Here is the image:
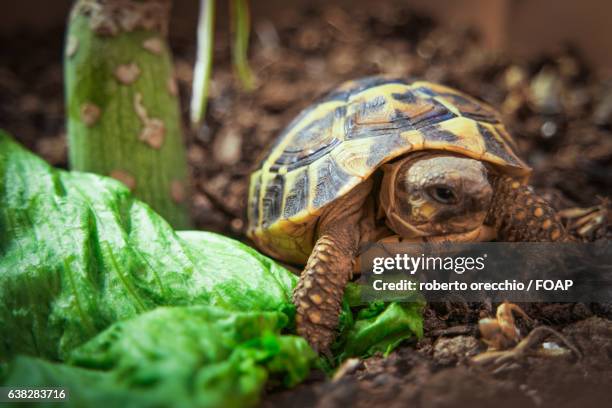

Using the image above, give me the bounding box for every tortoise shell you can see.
[247,76,530,264]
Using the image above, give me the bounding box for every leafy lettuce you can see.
[0,131,422,407]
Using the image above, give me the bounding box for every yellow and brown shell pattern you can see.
[248,76,530,264]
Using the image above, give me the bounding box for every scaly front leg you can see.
[293,182,371,353]
[293,230,356,353]
[488,175,573,242]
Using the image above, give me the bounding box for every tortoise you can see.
[247,76,570,353]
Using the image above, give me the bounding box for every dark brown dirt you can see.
[1,1,611,407]
[265,317,612,408]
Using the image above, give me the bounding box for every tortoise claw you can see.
[294,310,337,354]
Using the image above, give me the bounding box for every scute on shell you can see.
[248,76,530,264]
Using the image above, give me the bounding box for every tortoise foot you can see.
[294,311,336,355]
[292,233,354,354]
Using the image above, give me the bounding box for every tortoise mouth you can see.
[377,225,495,244]
[426,228,481,242]
[386,207,488,240]
[423,226,495,243]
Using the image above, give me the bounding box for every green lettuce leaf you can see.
[2,306,313,408]
[0,130,296,360]
[0,131,422,407]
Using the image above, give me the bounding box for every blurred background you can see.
[4,0,612,71]
[1,0,611,240]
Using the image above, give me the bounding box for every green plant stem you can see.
[190,0,216,127]
[231,0,255,90]
[64,0,191,228]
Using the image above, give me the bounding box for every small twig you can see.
[471,326,581,367]
[429,325,476,337]
[332,358,361,382]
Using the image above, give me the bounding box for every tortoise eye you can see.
[427,186,458,205]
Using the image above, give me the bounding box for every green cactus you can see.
[64,0,191,228]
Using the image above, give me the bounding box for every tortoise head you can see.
[380,154,493,238]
